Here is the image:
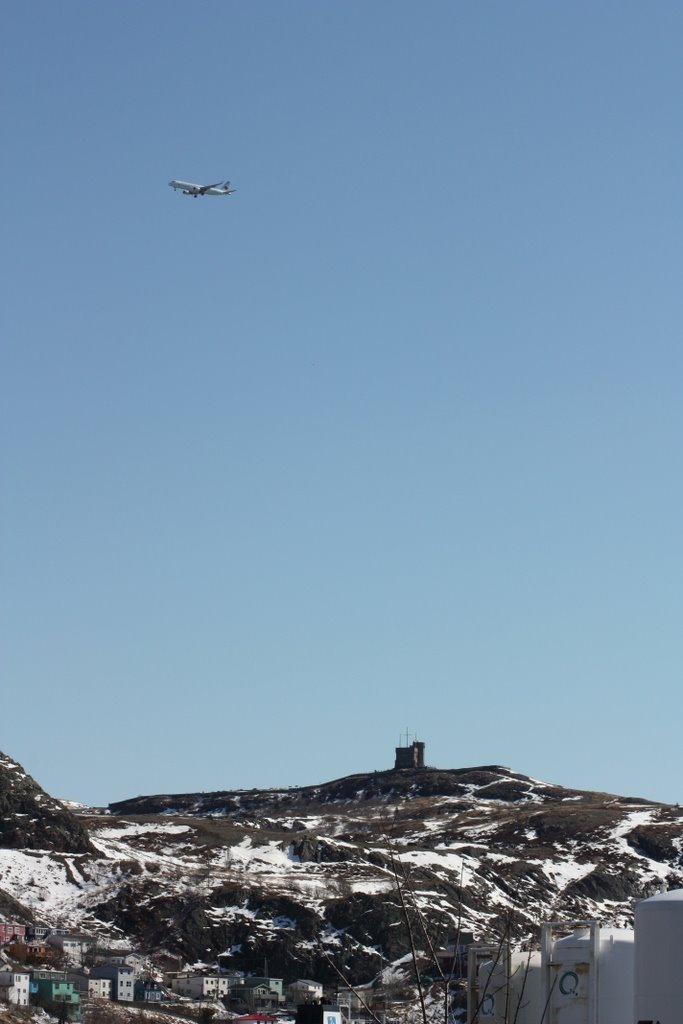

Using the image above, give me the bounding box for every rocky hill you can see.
[0,753,94,856]
[1,753,682,986]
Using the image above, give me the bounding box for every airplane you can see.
[168,179,236,197]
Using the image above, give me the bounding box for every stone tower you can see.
[394,739,425,770]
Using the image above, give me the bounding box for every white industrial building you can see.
[466,887,683,1024]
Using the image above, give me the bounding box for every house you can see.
[326,986,379,1024]
[241,980,280,1012]
[327,987,367,1013]
[286,980,324,1004]
[98,950,146,977]
[90,964,135,1001]
[169,973,231,999]
[249,976,283,999]
[0,971,30,1005]
[46,934,94,967]
[89,976,114,999]
[32,971,82,1020]
[0,924,26,945]
[6,940,51,965]
[31,969,67,983]
[25,925,51,942]
[240,978,286,1011]
[67,973,113,999]
[223,977,283,1012]
[229,976,283,1011]
[134,978,163,1002]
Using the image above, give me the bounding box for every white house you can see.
[102,951,146,977]
[169,973,231,999]
[68,973,113,999]
[0,971,30,1005]
[286,979,324,1003]
[46,933,94,966]
[90,964,135,1002]
[88,977,113,999]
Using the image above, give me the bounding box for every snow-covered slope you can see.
[1,756,682,984]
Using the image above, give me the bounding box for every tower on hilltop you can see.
[394,732,425,770]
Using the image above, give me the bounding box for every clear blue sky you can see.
[3,2,682,807]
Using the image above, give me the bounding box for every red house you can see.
[0,924,26,944]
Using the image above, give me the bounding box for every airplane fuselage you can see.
[168,179,235,197]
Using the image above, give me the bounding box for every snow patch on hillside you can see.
[97,822,192,839]
[0,849,92,916]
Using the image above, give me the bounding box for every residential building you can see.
[6,940,51,965]
[224,976,285,1012]
[0,970,30,1005]
[249,977,283,999]
[90,964,135,1002]
[32,972,81,1020]
[134,978,163,1002]
[89,976,114,999]
[169,973,231,999]
[327,987,366,1013]
[238,978,282,1012]
[0,924,26,945]
[115,950,145,974]
[328,987,376,1024]
[102,951,146,977]
[26,925,51,942]
[67,973,113,999]
[286,980,324,1004]
[46,934,94,967]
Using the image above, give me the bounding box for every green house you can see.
[33,975,82,1021]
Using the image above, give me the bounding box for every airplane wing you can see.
[197,181,224,194]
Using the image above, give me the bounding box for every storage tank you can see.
[467,946,542,1024]
[634,887,683,1023]
[541,921,634,1024]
